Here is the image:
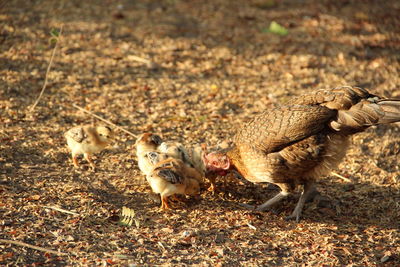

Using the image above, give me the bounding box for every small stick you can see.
[72,104,137,138]
[0,239,68,256]
[127,55,158,69]
[43,205,79,216]
[247,222,257,230]
[331,171,352,183]
[157,241,166,251]
[30,26,63,111]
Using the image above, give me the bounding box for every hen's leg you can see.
[256,191,289,211]
[286,180,316,222]
[256,183,293,211]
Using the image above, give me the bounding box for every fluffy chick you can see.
[158,141,193,167]
[65,125,113,169]
[139,151,170,176]
[135,133,165,176]
[147,158,201,210]
[135,133,163,156]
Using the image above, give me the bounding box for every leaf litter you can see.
[1,0,400,265]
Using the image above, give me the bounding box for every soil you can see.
[1,0,399,265]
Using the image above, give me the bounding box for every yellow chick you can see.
[135,133,166,176]
[158,141,207,186]
[64,125,113,169]
[158,141,208,184]
[187,144,207,176]
[139,151,170,176]
[158,141,193,166]
[135,133,163,156]
[147,158,201,210]
[187,144,223,191]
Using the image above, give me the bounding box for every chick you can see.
[158,141,193,167]
[186,144,224,191]
[139,151,170,176]
[135,133,165,176]
[64,125,113,169]
[158,141,208,183]
[187,144,207,177]
[135,133,204,184]
[135,133,163,156]
[193,144,207,169]
[147,158,201,210]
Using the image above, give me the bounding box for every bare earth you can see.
[1,0,399,265]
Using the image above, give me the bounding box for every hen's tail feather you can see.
[376,100,400,124]
[330,99,400,133]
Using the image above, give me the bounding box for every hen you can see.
[204,86,400,221]
[65,125,113,169]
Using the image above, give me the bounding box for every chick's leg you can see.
[286,180,317,222]
[72,152,79,168]
[84,153,96,169]
[256,183,293,211]
[160,196,171,211]
[172,194,185,203]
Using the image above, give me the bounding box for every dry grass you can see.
[1,0,399,265]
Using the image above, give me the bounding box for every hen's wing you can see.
[287,86,374,109]
[235,105,336,154]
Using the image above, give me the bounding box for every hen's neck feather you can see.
[225,146,247,175]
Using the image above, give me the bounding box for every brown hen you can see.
[204,86,400,221]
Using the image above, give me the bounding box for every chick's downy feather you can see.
[135,133,166,176]
[65,125,113,168]
[148,158,200,210]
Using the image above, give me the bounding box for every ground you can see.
[1,0,400,265]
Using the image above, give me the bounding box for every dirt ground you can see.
[1,0,400,265]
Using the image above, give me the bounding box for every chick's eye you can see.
[99,134,103,137]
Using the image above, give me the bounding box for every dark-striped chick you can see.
[147,158,201,210]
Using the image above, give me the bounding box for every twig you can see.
[127,55,158,69]
[0,239,68,256]
[247,222,257,230]
[30,26,63,111]
[331,171,352,183]
[157,241,166,251]
[43,205,79,216]
[72,104,137,138]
